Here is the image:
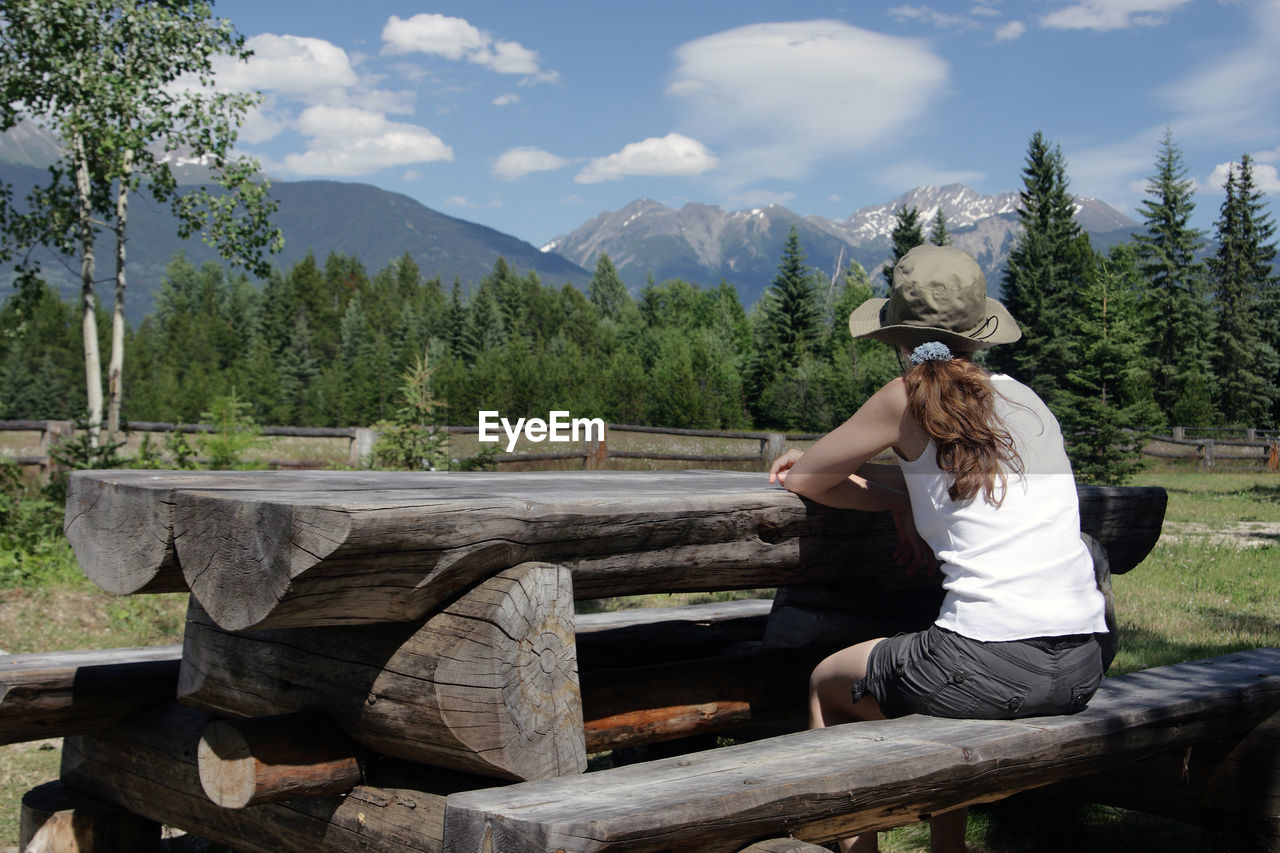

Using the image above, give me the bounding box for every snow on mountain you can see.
[544,185,1138,306]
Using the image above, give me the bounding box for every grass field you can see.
[2,465,1278,851]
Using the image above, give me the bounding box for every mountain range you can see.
[1,127,1142,323]
[0,158,590,324]
[542,185,1140,306]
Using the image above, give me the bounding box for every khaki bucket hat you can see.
[848,244,1021,351]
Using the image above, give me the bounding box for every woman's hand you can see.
[768,449,804,486]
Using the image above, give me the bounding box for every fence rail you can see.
[2,419,1276,479]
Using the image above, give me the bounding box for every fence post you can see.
[586,426,609,470]
[760,433,786,470]
[40,420,74,483]
[1201,439,1215,469]
[1172,426,1185,441]
[350,428,376,467]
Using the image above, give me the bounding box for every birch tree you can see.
[0,0,281,445]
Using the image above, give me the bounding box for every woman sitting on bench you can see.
[769,245,1108,853]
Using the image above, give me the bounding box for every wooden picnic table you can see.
[29,469,1173,852]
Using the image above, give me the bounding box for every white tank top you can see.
[897,374,1109,641]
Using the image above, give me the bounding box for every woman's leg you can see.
[809,638,968,853]
[808,638,886,728]
[809,639,886,852]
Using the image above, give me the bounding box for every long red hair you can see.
[903,357,1023,505]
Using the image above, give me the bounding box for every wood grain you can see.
[0,645,181,745]
[179,562,585,781]
[60,703,452,853]
[197,713,364,808]
[442,648,1280,853]
[64,471,1165,631]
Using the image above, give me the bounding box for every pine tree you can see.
[929,208,950,246]
[1134,130,1214,425]
[589,253,630,322]
[1059,245,1163,484]
[883,206,925,285]
[1207,157,1279,427]
[762,227,820,365]
[994,131,1093,408]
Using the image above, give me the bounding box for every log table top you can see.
[66,469,1167,633]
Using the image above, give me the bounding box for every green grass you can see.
[1137,465,1280,523]
[2,467,1277,851]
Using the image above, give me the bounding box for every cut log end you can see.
[197,714,364,809]
[20,779,160,852]
[65,474,183,596]
[197,721,259,809]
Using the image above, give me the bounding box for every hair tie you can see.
[909,341,953,365]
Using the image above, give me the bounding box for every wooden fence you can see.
[2,419,1277,481]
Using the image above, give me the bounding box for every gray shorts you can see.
[852,624,1104,720]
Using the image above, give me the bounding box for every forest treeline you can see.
[1,131,1277,484]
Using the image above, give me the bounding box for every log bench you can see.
[12,469,1202,852]
[443,648,1280,853]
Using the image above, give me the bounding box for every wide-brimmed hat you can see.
[848,244,1021,351]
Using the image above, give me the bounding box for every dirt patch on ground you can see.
[1159,521,1280,548]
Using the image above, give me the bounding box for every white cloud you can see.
[213,34,360,100]
[381,13,558,82]
[889,5,980,30]
[1041,0,1192,31]
[1254,163,1280,194]
[492,93,520,107]
[236,109,290,145]
[1204,157,1280,196]
[575,134,718,184]
[492,147,570,180]
[1158,0,1280,140]
[281,105,452,176]
[1061,130,1166,219]
[665,21,948,187]
[995,21,1027,40]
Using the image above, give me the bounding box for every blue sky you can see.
[207,0,1280,248]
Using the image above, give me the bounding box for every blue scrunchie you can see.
[909,341,953,365]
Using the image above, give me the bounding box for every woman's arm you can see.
[769,378,913,514]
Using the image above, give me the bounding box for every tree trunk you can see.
[197,713,365,808]
[73,129,102,447]
[178,562,587,781]
[107,151,131,444]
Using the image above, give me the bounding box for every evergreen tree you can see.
[747,227,820,422]
[277,314,320,425]
[0,276,84,419]
[444,280,467,357]
[1058,245,1163,484]
[830,259,900,410]
[589,253,630,322]
[883,205,925,285]
[929,208,950,246]
[1207,156,1279,427]
[994,131,1093,408]
[759,226,820,366]
[1134,130,1214,424]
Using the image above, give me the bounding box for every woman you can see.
[769,244,1107,853]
